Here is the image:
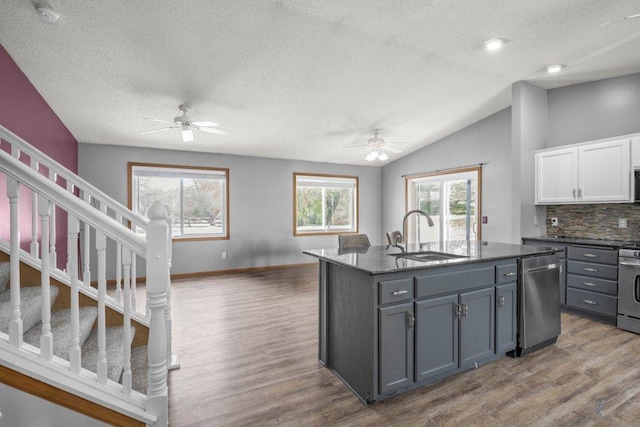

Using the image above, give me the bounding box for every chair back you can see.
[338,234,371,249]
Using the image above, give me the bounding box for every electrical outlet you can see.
[221,251,227,259]
[619,218,628,229]
[551,217,558,226]
[482,216,488,224]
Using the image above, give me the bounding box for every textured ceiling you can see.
[1,0,639,165]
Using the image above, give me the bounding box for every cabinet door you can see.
[495,283,517,354]
[460,288,495,368]
[535,148,578,204]
[379,303,414,394]
[578,139,631,202]
[415,294,459,382]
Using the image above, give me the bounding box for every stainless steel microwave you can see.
[635,170,640,202]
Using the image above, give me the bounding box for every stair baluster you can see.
[7,177,23,347]
[122,247,133,395]
[49,170,57,268]
[96,230,107,384]
[29,158,39,257]
[115,214,123,303]
[131,256,137,313]
[165,205,174,369]
[82,192,91,284]
[67,213,82,373]
[38,195,53,361]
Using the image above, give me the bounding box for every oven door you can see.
[618,259,640,318]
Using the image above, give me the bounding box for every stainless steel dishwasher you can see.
[513,254,561,356]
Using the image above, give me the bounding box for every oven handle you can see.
[636,275,640,304]
[620,261,640,267]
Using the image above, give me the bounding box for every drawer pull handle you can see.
[503,272,516,277]
[584,282,597,287]
[392,290,409,296]
[583,299,597,305]
[498,295,505,307]
[583,253,597,258]
[583,268,598,272]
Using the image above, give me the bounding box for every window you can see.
[405,166,481,243]
[294,173,358,236]
[128,163,229,240]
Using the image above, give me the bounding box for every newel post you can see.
[164,205,179,370]
[145,201,169,426]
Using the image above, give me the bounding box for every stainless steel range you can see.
[617,244,640,334]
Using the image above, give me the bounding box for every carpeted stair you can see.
[0,261,147,394]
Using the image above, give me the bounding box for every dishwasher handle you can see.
[523,263,559,273]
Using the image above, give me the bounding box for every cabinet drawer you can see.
[567,288,617,317]
[496,263,517,284]
[567,260,617,280]
[379,278,414,305]
[567,246,618,265]
[567,274,617,296]
[415,267,495,299]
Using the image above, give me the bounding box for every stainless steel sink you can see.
[392,251,469,263]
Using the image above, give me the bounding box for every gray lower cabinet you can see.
[495,283,517,353]
[460,287,495,368]
[378,303,414,393]
[415,294,458,382]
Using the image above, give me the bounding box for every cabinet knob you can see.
[392,290,409,296]
[498,295,505,307]
[407,312,415,329]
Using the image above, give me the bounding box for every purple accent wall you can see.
[0,44,78,270]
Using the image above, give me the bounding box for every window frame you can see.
[404,166,482,242]
[293,172,359,237]
[128,162,230,241]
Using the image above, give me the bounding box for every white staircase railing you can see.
[0,125,170,426]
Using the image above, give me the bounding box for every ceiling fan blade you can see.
[192,121,220,127]
[343,144,371,149]
[197,126,230,136]
[384,145,403,154]
[140,126,177,135]
[145,118,175,124]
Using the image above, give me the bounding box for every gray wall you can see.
[381,107,513,244]
[547,72,640,147]
[79,144,381,276]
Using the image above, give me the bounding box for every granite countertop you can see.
[303,240,561,275]
[521,236,632,248]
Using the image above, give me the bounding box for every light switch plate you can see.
[619,218,628,229]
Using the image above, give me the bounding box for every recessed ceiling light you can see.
[546,64,566,73]
[483,39,505,51]
[35,4,59,22]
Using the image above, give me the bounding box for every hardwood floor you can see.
[166,264,640,426]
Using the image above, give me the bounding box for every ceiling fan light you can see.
[378,152,389,161]
[182,128,194,142]
[365,151,379,161]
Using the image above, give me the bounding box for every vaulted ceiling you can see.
[1,1,639,165]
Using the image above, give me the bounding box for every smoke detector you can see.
[35,4,59,23]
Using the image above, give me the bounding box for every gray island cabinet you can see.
[304,241,556,404]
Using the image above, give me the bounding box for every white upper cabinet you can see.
[536,148,578,204]
[631,136,640,168]
[535,137,632,205]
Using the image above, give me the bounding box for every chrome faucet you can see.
[394,209,435,252]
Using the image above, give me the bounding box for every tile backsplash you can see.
[546,204,640,241]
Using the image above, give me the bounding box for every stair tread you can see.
[23,306,98,360]
[0,262,9,292]
[0,285,59,334]
[82,325,135,383]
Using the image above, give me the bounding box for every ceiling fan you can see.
[345,129,408,161]
[141,104,230,142]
